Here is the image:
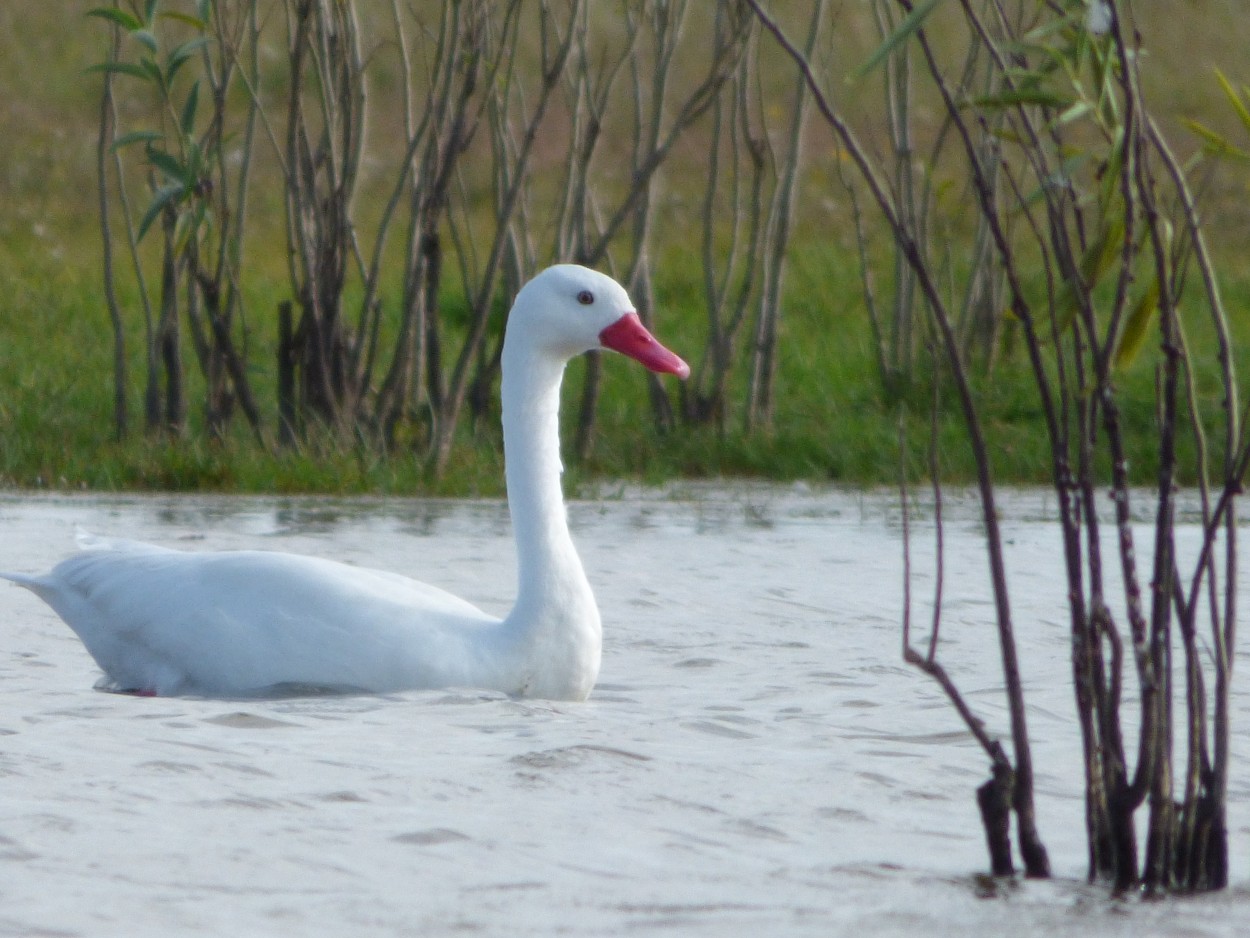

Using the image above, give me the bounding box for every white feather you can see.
[1,265,688,700]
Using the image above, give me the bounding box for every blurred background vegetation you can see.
[1,0,1249,493]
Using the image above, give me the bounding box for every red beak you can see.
[598,313,691,379]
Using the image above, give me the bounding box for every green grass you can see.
[2,218,1248,496]
[2,2,1250,496]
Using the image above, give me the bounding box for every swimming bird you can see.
[1,265,689,700]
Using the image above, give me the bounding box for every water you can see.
[0,486,1247,936]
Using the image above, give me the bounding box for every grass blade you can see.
[1215,69,1250,136]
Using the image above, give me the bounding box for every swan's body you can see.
[2,265,689,699]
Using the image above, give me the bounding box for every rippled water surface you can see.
[1,486,1248,936]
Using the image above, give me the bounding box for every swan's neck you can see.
[500,337,600,697]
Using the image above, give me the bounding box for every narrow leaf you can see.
[159,11,208,30]
[110,129,164,151]
[144,0,158,26]
[173,207,194,254]
[170,36,211,63]
[1022,9,1082,44]
[85,61,152,81]
[1114,279,1161,369]
[1183,119,1229,148]
[1082,216,1125,285]
[146,146,189,184]
[1215,69,1250,136]
[1183,119,1250,163]
[971,88,1070,110]
[132,29,159,54]
[1053,100,1093,128]
[137,184,185,241]
[136,201,163,243]
[177,200,211,252]
[180,81,200,136]
[1097,134,1124,209]
[990,126,1025,145]
[852,0,943,80]
[166,36,210,84]
[1049,216,1126,334]
[185,140,204,179]
[141,58,164,85]
[86,7,143,31]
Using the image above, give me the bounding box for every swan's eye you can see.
[576,290,595,306]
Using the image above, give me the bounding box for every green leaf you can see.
[137,183,185,242]
[166,36,210,84]
[85,61,153,82]
[132,29,159,54]
[1053,100,1093,128]
[1022,9,1082,45]
[852,0,943,80]
[180,81,200,136]
[159,11,208,31]
[971,87,1070,110]
[1000,40,1057,61]
[1184,118,1250,163]
[144,0,159,26]
[1215,69,1250,137]
[175,199,211,254]
[1082,216,1125,286]
[146,146,189,184]
[1049,215,1126,334]
[1097,134,1125,211]
[86,7,143,31]
[185,140,204,179]
[173,206,193,254]
[990,126,1026,145]
[110,129,164,151]
[1113,279,1160,369]
[1090,33,1120,127]
[1183,119,1229,149]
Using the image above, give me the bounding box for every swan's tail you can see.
[0,569,43,589]
[0,528,143,590]
[0,568,61,607]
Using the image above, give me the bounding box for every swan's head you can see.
[509,265,690,378]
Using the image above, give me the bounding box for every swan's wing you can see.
[0,530,172,589]
[74,529,177,554]
[12,543,502,696]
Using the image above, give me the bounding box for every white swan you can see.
[1,265,689,700]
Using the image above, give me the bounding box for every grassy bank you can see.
[2,2,1250,496]
[4,232,1247,496]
